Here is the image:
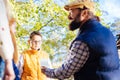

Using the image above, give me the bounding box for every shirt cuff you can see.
[45,68,56,78]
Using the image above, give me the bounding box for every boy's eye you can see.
[31,40,41,43]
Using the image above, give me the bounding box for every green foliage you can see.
[9,0,101,60]
[9,0,73,58]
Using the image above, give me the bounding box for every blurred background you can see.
[9,0,120,79]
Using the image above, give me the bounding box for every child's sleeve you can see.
[41,51,52,68]
[17,54,24,78]
[48,58,52,68]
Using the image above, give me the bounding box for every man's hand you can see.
[4,59,15,80]
[41,66,47,74]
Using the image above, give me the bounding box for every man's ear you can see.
[82,10,88,17]
[81,10,88,21]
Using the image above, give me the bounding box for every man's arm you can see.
[0,0,14,60]
[0,0,15,80]
[42,41,89,79]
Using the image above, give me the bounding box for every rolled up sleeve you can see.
[44,41,89,79]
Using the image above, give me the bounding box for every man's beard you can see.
[69,20,82,31]
[68,13,82,31]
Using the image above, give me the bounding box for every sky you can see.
[16,0,120,35]
[99,0,120,24]
[16,0,120,19]
[54,0,120,19]
[100,0,120,18]
[100,0,120,35]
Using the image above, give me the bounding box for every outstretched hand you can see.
[41,66,47,74]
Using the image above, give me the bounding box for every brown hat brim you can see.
[64,0,95,13]
[64,3,84,11]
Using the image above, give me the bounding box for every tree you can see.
[9,0,102,60]
[9,0,76,59]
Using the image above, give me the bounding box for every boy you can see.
[18,31,51,80]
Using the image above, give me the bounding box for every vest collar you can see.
[80,19,96,31]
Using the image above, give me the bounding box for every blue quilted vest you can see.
[71,19,120,80]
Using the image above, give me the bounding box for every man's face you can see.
[69,8,81,20]
[68,8,82,31]
[30,35,42,50]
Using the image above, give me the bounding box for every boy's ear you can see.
[28,40,30,44]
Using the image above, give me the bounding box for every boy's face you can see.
[30,35,42,50]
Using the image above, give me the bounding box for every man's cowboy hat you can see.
[64,0,95,12]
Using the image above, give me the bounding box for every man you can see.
[0,0,15,80]
[42,0,120,80]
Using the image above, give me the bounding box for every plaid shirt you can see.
[44,41,89,80]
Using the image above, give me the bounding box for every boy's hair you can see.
[30,31,42,39]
